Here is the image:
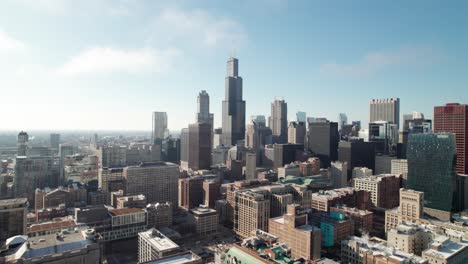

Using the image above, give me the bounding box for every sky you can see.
[1,0,468,131]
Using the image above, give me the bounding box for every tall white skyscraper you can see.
[196,90,214,128]
[370,98,400,129]
[152,112,169,143]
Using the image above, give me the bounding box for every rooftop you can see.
[27,220,78,233]
[0,198,28,207]
[142,251,201,264]
[139,228,179,252]
[4,228,97,262]
[423,236,468,259]
[190,207,217,216]
[110,208,144,216]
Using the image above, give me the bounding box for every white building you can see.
[138,228,180,263]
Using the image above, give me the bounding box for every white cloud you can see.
[56,47,180,76]
[320,46,442,78]
[0,30,26,51]
[149,8,247,49]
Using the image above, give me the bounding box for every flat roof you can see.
[142,251,201,264]
[190,207,217,216]
[423,236,468,259]
[0,198,28,206]
[5,229,96,262]
[110,208,144,216]
[139,228,179,252]
[27,220,77,233]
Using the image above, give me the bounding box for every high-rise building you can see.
[146,202,173,229]
[391,159,408,187]
[307,121,339,167]
[152,112,169,143]
[15,156,61,203]
[338,139,375,175]
[269,99,288,144]
[434,103,468,174]
[180,128,189,170]
[369,121,399,155]
[203,180,220,208]
[124,162,179,207]
[97,146,127,168]
[369,98,400,129]
[234,189,270,238]
[138,228,180,262]
[49,133,60,150]
[188,123,212,170]
[288,121,306,145]
[178,176,204,210]
[245,120,259,150]
[269,204,322,261]
[245,151,257,181]
[331,161,348,189]
[338,113,348,131]
[221,57,246,146]
[196,90,214,129]
[0,198,28,242]
[296,111,307,123]
[17,131,29,156]
[407,133,458,220]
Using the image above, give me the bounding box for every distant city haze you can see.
[1,1,468,131]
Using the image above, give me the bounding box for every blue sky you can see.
[1,0,467,131]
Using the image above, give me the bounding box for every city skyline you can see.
[1,1,468,131]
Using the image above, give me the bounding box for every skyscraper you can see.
[307,120,339,167]
[152,111,168,143]
[180,128,189,170]
[50,133,60,150]
[221,57,246,146]
[296,111,307,123]
[124,162,179,207]
[196,90,214,129]
[288,121,306,144]
[269,99,288,144]
[188,122,212,170]
[370,98,400,129]
[338,113,348,131]
[407,133,457,220]
[17,131,29,156]
[434,103,468,174]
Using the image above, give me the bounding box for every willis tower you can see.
[221,57,246,146]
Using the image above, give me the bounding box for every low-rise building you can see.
[330,205,373,235]
[353,174,400,209]
[116,194,147,209]
[140,251,202,264]
[387,224,434,256]
[188,207,218,236]
[422,236,468,264]
[310,212,355,247]
[1,228,101,264]
[341,236,427,263]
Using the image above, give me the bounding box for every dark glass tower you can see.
[221,57,246,146]
[407,133,457,214]
[307,121,339,167]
